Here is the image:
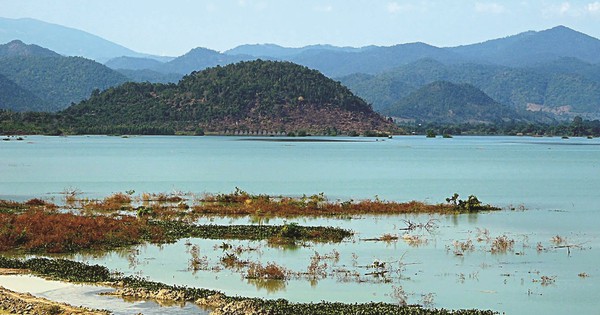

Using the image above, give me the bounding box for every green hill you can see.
[0,74,45,111]
[340,58,600,119]
[384,81,520,123]
[0,55,129,112]
[61,60,395,135]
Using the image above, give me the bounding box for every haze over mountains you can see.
[1,17,600,123]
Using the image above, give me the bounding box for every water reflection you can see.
[247,279,287,293]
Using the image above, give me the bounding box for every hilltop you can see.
[60,60,395,135]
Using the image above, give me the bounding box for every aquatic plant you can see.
[490,235,515,254]
[0,256,498,315]
[220,252,248,269]
[391,285,408,306]
[188,245,209,272]
[246,262,288,280]
[453,240,475,256]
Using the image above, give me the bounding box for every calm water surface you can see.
[1,135,599,314]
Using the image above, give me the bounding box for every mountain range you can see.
[104,25,600,78]
[1,17,600,123]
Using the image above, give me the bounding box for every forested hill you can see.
[0,74,45,111]
[0,56,129,112]
[61,60,395,135]
[384,81,521,123]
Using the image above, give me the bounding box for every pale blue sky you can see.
[1,0,600,56]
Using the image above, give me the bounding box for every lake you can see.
[1,135,599,314]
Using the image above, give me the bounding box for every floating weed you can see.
[420,292,436,308]
[402,234,428,247]
[551,235,566,245]
[220,252,248,269]
[361,233,399,243]
[188,245,209,272]
[490,235,515,254]
[306,252,329,280]
[452,239,474,256]
[536,242,545,252]
[390,285,408,306]
[351,252,359,267]
[380,233,399,242]
[533,275,556,286]
[246,262,288,280]
[476,228,490,242]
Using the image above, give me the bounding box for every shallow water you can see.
[0,275,208,315]
[1,135,599,314]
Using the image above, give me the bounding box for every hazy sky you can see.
[1,0,600,56]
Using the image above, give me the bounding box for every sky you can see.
[1,0,600,56]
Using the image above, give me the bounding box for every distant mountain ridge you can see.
[448,26,600,66]
[103,25,600,82]
[224,43,370,58]
[0,17,170,62]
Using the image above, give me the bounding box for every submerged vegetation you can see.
[0,190,508,314]
[0,256,497,315]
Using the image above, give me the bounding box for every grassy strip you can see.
[0,257,497,315]
[151,221,353,243]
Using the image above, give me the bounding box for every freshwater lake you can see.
[1,135,599,314]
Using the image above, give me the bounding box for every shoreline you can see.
[0,268,109,315]
[0,268,109,314]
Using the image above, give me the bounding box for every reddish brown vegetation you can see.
[0,210,160,253]
[0,199,57,213]
[193,197,457,217]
